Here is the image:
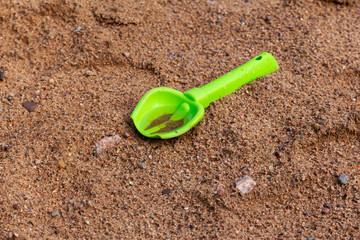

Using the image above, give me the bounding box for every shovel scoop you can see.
[131,52,279,139]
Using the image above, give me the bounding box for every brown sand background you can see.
[1,0,360,239]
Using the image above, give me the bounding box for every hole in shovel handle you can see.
[255,56,262,60]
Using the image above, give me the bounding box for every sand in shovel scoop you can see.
[145,114,184,134]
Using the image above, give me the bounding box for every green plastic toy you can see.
[131,52,279,139]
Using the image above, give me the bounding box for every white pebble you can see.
[236,176,256,194]
[74,26,83,33]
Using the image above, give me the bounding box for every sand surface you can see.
[1,0,360,239]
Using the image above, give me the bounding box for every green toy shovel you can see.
[131,52,279,139]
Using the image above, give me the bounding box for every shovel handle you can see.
[184,52,279,108]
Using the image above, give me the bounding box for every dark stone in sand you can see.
[22,101,40,112]
[162,188,172,195]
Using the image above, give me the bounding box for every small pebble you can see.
[313,123,321,132]
[216,17,223,23]
[69,199,75,205]
[265,16,272,23]
[85,70,95,76]
[85,220,90,225]
[51,211,59,217]
[215,183,226,196]
[0,143,9,151]
[321,207,330,214]
[169,54,175,60]
[123,52,130,58]
[236,176,256,194]
[338,174,348,184]
[162,188,171,195]
[58,160,66,169]
[12,232,27,240]
[11,231,27,240]
[138,162,147,169]
[274,151,281,159]
[94,134,121,156]
[13,203,20,210]
[73,26,82,32]
[23,194,31,200]
[7,93,13,101]
[307,237,315,240]
[123,132,130,138]
[22,101,41,112]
